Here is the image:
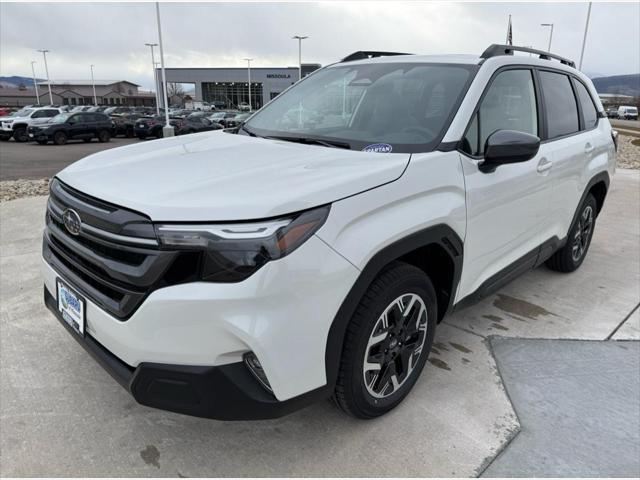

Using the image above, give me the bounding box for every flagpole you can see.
[506,14,512,44]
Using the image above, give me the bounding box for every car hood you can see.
[57,131,410,221]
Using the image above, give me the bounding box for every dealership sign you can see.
[266,74,291,79]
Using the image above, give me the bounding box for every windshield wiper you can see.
[239,123,258,137]
[265,135,351,150]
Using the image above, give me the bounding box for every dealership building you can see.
[156,64,321,109]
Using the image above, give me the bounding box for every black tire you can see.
[546,194,598,273]
[98,130,111,143]
[333,261,437,419]
[125,127,134,138]
[53,131,67,145]
[0,136,10,142]
[155,128,163,139]
[12,127,27,143]
[37,140,48,145]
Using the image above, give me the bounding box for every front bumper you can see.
[42,229,359,414]
[44,287,327,420]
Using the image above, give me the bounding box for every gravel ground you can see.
[0,178,50,202]
[617,133,640,170]
[1,135,637,202]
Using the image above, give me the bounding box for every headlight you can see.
[154,205,330,282]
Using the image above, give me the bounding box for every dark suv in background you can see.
[28,112,113,145]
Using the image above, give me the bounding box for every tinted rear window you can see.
[539,71,579,139]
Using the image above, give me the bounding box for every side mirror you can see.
[481,130,540,172]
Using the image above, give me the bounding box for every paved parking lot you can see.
[0,138,139,181]
[0,170,638,477]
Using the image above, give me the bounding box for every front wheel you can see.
[53,131,67,145]
[333,262,437,418]
[13,128,27,142]
[546,194,598,272]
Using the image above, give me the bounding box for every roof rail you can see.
[480,44,576,68]
[340,51,412,63]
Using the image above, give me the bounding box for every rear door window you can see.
[574,81,598,129]
[539,71,579,139]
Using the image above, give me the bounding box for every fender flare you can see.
[323,224,463,389]
[575,170,610,221]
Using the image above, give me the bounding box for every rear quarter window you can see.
[574,81,598,129]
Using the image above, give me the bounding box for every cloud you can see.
[1,1,638,90]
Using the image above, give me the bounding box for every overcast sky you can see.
[1,1,638,91]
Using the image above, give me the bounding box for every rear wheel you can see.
[333,262,437,418]
[98,130,111,142]
[546,194,598,272]
[12,127,27,142]
[155,128,163,139]
[53,131,67,145]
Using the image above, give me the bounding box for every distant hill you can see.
[0,76,42,89]
[591,74,640,97]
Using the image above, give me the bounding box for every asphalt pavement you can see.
[0,170,638,477]
[0,137,139,181]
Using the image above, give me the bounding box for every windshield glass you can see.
[15,109,34,117]
[245,62,475,152]
[51,113,71,123]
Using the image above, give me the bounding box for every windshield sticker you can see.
[363,143,393,153]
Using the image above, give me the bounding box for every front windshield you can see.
[51,113,71,123]
[15,109,34,117]
[245,62,475,153]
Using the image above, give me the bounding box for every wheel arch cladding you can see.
[324,224,463,388]
[588,179,608,215]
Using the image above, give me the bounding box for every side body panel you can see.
[316,150,467,271]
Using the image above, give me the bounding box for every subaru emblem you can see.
[62,208,82,236]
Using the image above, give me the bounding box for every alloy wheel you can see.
[363,293,429,399]
[572,205,594,262]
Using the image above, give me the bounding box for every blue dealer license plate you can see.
[57,279,85,336]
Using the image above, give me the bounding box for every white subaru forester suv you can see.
[43,45,616,420]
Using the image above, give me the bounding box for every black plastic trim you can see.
[323,224,463,388]
[454,236,562,311]
[341,51,412,63]
[480,44,576,68]
[45,286,328,420]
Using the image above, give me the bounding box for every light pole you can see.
[90,64,98,106]
[244,58,253,110]
[145,42,160,114]
[30,61,40,105]
[579,2,593,70]
[155,2,173,136]
[292,35,308,81]
[37,49,53,105]
[541,23,554,52]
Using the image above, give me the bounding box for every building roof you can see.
[37,80,140,87]
[0,87,40,97]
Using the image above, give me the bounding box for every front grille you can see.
[43,178,200,319]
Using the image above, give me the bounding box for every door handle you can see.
[585,142,595,154]
[537,158,553,173]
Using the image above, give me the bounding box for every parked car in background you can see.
[617,105,638,120]
[238,102,251,112]
[0,107,61,142]
[103,106,133,116]
[0,107,13,117]
[176,113,223,135]
[27,112,112,145]
[224,112,252,128]
[111,112,144,138]
[134,115,181,139]
[208,111,239,127]
[606,108,619,119]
